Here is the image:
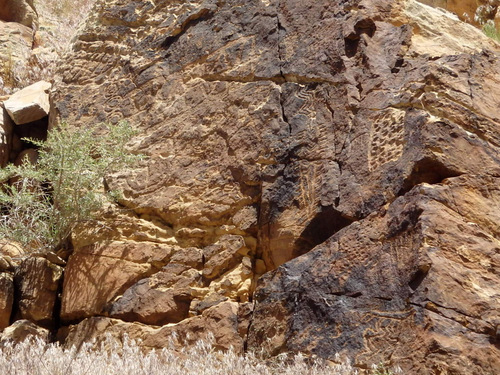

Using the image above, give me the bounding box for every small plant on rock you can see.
[482,20,500,42]
[0,121,140,253]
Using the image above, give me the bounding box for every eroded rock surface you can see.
[14,257,62,328]
[49,0,500,373]
[0,0,37,28]
[0,273,13,329]
[249,175,500,373]
[0,319,50,344]
[60,301,245,353]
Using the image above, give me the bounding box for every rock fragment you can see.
[3,81,51,125]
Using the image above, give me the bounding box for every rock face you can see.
[0,20,33,91]
[417,0,500,29]
[249,175,500,373]
[44,0,500,373]
[61,301,245,353]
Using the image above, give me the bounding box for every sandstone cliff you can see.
[0,0,499,374]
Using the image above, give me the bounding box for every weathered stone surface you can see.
[3,81,51,125]
[109,262,202,325]
[0,108,13,167]
[60,241,172,322]
[1,319,50,344]
[0,0,37,28]
[0,273,13,330]
[249,175,500,373]
[62,301,245,353]
[50,0,500,372]
[0,241,23,269]
[14,257,62,327]
[0,20,33,92]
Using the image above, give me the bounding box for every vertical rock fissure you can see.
[276,0,291,135]
[246,1,292,351]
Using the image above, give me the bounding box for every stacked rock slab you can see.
[50,0,499,373]
[3,81,51,125]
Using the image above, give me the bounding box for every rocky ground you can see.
[0,0,499,374]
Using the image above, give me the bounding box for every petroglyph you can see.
[369,108,406,171]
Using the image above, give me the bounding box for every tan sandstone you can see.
[3,80,51,125]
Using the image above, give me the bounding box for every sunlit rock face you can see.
[46,0,500,373]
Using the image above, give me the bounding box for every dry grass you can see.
[0,335,358,375]
[0,334,403,375]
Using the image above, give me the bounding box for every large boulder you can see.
[3,81,51,125]
[249,175,500,373]
[14,257,63,327]
[60,241,170,323]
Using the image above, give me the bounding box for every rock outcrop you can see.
[0,0,496,373]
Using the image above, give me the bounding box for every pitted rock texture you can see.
[50,0,500,373]
[249,175,500,373]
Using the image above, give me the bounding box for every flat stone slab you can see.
[3,81,51,125]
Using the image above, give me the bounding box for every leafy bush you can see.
[0,121,140,254]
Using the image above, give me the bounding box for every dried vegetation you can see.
[0,335,390,375]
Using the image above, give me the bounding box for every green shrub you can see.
[0,121,140,254]
[482,20,500,42]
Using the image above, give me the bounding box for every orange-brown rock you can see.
[0,273,13,330]
[13,148,38,166]
[14,257,62,327]
[61,301,245,353]
[417,0,500,26]
[249,175,500,373]
[49,0,500,373]
[60,241,173,322]
[109,262,202,325]
[0,0,37,28]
